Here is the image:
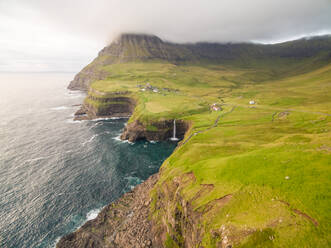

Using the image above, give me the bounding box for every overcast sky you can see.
[1,0,330,72]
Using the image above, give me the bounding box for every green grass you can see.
[84,59,331,247]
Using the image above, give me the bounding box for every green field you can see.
[86,57,331,247]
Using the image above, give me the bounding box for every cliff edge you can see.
[61,33,331,247]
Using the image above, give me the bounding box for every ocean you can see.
[0,73,176,248]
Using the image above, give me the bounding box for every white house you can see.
[211,103,221,111]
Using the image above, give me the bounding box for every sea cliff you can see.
[58,33,331,247]
[57,174,158,248]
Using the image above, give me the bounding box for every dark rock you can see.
[73,96,135,121]
[120,120,189,142]
[57,174,160,248]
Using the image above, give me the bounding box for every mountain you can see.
[68,33,331,90]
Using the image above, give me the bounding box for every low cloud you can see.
[1,0,330,71]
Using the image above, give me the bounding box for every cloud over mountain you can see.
[1,0,330,71]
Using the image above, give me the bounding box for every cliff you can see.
[57,174,159,248]
[59,33,331,247]
[74,91,135,120]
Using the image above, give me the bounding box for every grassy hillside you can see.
[68,34,331,90]
[83,56,331,247]
[70,32,331,246]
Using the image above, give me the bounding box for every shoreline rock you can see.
[56,174,160,248]
[73,96,135,121]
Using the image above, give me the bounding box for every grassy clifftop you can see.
[83,59,330,247]
[71,34,331,247]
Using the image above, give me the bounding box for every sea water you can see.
[0,73,176,248]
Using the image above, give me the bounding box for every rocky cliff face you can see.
[121,120,189,142]
[151,173,204,248]
[74,94,135,120]
[57,174,160,248]
[74,91,189,143]
[68,65,108,91]
[98,33,193,62]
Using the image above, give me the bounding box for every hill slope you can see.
[60,34,331,247]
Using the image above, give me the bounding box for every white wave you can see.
[86,208,102,221]
[51,106,69,111]
[149,140,158,144]
[89,122,105,129]
[52,236,62,248]
[67,116,128,124]
[112,134,134,145]
[82,134,98,146]
[66,119,86,124]
[65,91,86,98]
[92,117,113,121]
[25,157,46,163]
[53,206,102,247]
[65,95,84,99]
[112,133,122,141]
[91,116,129,121]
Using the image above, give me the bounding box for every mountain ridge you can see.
[68,33,331,90]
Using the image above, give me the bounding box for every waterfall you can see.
[170,119,179,141]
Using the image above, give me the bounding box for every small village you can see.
[137,82,257,113]
[137,82,179,95]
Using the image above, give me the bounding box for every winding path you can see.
[223,103,331,117]
[180,96,330,147]
[181,106,236,146]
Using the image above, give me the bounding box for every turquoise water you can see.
[0,73,176,248]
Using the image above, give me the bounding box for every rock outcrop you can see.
[74,95,135,120]
[68,66,109,91]
[121,120,189,142]
[57,174,160,248]
[150,173,204,248]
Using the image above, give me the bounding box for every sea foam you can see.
[113,133,134,145]
[82,134,98,146]
[51,106,69,111]
[91,116,130,121]
[86,208,102,221]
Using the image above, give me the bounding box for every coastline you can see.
[57,173,159,248]
[55,33,331,246]
[56,96,179,247]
